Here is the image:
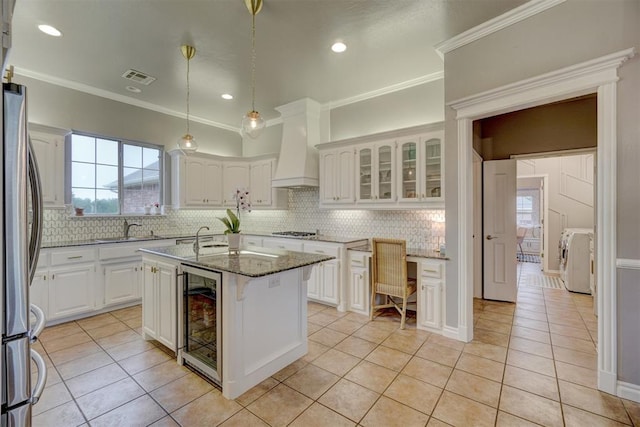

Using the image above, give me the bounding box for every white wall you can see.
[518,154,595,270]
[329,79,444,141]
[15,74,243,156]
[443,0,639,385]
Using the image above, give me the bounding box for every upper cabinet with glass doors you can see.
[398,130,443,204]
[318,123,444,209]
[355,141,396,203]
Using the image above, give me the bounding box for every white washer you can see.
[559,228,593,294]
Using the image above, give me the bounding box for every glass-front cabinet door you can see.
[399,139,419,201]
[356,147,372,202]
[422,136,442,200]
[376,144,395,202]
[397,131,443,204]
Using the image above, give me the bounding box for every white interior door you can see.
[483,159,517,302]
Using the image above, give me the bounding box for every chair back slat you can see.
[372,238,407,298]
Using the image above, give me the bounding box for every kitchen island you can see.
[140,244,333,399]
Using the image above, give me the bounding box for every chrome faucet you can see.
[194,226,210,256]
[123,219,141,239]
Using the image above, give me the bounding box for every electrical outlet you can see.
[268,276,280,288]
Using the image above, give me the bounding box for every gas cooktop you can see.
[272,231,317,238]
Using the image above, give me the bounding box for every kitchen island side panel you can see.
[221,268,308,399]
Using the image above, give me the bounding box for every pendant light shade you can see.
[241,110,266,139]
[241,0,265,139]
[177,44,198,153]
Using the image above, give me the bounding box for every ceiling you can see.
[10,0,527,132]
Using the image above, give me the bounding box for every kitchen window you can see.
[516,194,534,225]
[65,133,163,215]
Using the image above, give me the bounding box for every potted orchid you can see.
[217,188,251,250]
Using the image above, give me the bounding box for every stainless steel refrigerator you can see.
[1,82,48,426]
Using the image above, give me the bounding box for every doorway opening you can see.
[450,48,634,394]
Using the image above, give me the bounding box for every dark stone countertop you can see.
[348,243,449,260]
[140,245,334,278]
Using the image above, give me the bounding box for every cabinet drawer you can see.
[243,236,264,247]
[349,251,369,267]
[99,239,174,261]
[421,261,443,278]
[51,248,96,266]
[263,238,304,252]
[304,243,341,258]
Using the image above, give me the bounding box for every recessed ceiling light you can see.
[221,93,233,100]
[331,42,347,53]
[125,86,142,93]
[38,24,62,37]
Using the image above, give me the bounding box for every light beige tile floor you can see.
[31,262,640,426]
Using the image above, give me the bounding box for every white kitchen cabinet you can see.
[397,131,444,206]
[31,271,49,320]
[306,260,340,305]
[29,127,67,207]
[242,235,264,247]
[48,264,96,320]
[356,141,396,204]
[171,152,223,208]
[319,147,355,206]
[417,260,444,332]
[317,123,444,209]
[262,237,304,252]
[223,162,250,207]
[249,158,287,209]
[348,251,370,315]
[304,242,341,306]
[142,256,178,351]
[103,261,141,306]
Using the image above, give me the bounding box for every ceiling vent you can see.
[121,69,156,85]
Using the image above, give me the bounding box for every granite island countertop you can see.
[140,244,334,278]
[41,232,369,249]
[348,243,449,260]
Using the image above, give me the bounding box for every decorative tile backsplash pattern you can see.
[43,188,445,250]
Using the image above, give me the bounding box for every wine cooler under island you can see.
[140,244,333,399]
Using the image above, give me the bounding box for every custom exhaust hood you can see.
[272,98,322,188]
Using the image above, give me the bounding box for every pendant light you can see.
[177,44,198,153]
[241,0,266,139]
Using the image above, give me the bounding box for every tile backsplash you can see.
[43,188,445,250]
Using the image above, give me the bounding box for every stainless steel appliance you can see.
[2,82,48,426]
[179,265,222,384]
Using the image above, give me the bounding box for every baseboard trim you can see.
[442,325,460,341]
[618,380,640,403]
[598,370,618,395]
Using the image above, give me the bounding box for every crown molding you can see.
[14,67,240,133]
[16,66,443,132]
[434,0,566,59]
[321,71,444,111]
[263,71,444,129]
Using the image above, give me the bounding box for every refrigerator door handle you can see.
[30,349,48,405]
[29,303,46,343]
[27,138,43,283]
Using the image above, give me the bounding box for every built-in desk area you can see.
[347,244,449,335]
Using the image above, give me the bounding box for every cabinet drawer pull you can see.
[423,268,438,273]
[67,255,83,260]
[315,250,325,254]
